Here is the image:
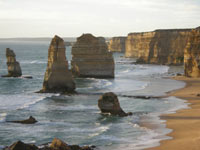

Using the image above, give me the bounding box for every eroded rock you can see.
[2,48,22,77]
[40,35,76,93]
[5,140,38,150]
[4,138,95,150]
[71,34,114,78]
[98,92,132,117]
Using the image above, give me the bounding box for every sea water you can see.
[0,39,188,150]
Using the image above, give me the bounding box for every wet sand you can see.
[147,76,200,150]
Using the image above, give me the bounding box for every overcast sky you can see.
[0,0,200,38]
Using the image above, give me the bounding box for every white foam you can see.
[89,126,110,137]
[21,60,46,64]
[18,96,45,110]
[0,113,7,122]
[132,96,189,150]
[117,65,169,77]
[65,104,97,111]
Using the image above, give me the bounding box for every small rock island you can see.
[98,92,132,117]
[71,34,115,78]
[2,48,22,77]
[39,35,76,93]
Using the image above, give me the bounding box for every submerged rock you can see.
[98,92,132,117]
[40,35,76,93]
[2,48,22,77]
[7,116,37,124]
[71,34,114,78]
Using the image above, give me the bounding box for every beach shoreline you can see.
[146,76,200,150]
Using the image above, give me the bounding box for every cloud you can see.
[0,0,200,37]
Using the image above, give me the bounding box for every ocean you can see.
[0,39,188,150]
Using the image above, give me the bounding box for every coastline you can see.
[146,76,200,150]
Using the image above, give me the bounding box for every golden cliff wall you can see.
[184,27,200,77]
[125,29,192,65]
[108,37,126,52]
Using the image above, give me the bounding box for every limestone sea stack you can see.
[184,27,200,77]
[125,29,192,65]
[71,34,114,78]
[40,35,76,93]
[98,92,132,117]
[2,48,22,77]
[108,37,126,52]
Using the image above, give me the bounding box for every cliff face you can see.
[71,34,115,78]
[108,37,126,52]
[184,28,200,77]
[125,29,191,65]
[3,48,22,77]
[125,32,155,59]
[40,35,75,93]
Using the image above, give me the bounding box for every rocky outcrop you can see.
[4,138,95,150]
[184,27,200,77]
[40,35,76,93]
[71,34,114,78]
[7,116,37,124]
[108,37,126,52]
[125,29,192,65]
[5,141,38,150]
[2,48,22,77]
[98,92,132,117]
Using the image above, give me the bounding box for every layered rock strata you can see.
[71,34,114,78]
[184,27,200,77]
[40,35,76,93]
[108,37,126,52]
[125,29,192,65]
[2,48,22,77]
[98,92,132,117]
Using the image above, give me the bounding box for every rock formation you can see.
[2,48,22,77]
[71,34,114,78]
[125,29,192,65]
[5,141,38,150]
[184,27,200,77]
[108,37,126,52]
[7,116,37,124]
[98,92,132,117]
[4,138,95,150]
[40,35,76,93]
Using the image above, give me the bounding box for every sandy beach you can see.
[147,76,200,150]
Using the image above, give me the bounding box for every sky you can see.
[0,0,200,38]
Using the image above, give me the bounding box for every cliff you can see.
[71,34,115,78]
[108,37,126,52]
[40,35,76,93]
[2,48,22,77]
[125,29,192,65]
[184,27,200,77]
